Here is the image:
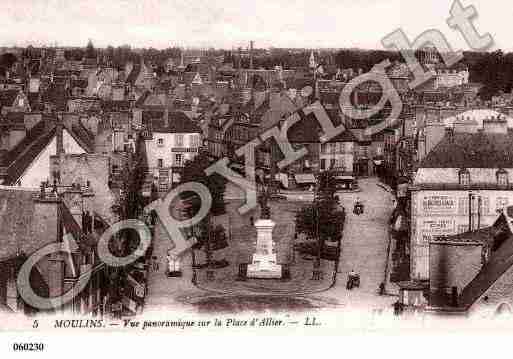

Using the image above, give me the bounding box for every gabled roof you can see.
[0,187,56,261]
[68,121,95,152]
[148,111,201,134]
[1,118,93,185]
[1,122,56,185]
[0,90,20,108]
[419,132,513,169]
[126,64,141,85]
[287,108,355,143]
[459,213,513,309]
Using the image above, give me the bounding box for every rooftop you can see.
[419,132,513,169]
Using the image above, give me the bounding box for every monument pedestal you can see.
[247,219,282,279]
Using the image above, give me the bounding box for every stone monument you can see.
[247,193,282,279]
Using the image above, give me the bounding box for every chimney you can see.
[164,107,170,128]
[56,114,64,155]
[249,41,254,70]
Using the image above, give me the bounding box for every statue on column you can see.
[258,191,271,220]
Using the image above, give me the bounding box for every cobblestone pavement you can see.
[318,177,398,310]
[144,178,397,313]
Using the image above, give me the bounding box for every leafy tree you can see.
[0,53,17,69]
[295,170,345,276]
[181,150,227,267]
[181,150,226,216]
[85,39,96,59]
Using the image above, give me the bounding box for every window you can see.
[320,158,326,170]
[458,197,469,215]
[458,224,469,234]
[330,159,336,169]
[175,154,183,167]
[496,197,509,212]
[175,134,184,147]
[191,134,200,148]
[481,197,490,215]
[459,168,470,186]
[497,169,508,186]
[157,138,164,147]
[321,143,328,154]
[157,159,163,168]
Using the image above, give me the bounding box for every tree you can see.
[85,39,96,59]
[295,170,345,278]
[181,150,227,268]
[0,53,17,69]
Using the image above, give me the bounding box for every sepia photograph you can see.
[1,0,513,356]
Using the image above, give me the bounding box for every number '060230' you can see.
[12,343,45,351]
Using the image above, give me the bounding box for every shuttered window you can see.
[458,197,469,215]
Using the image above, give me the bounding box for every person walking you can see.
[347,269,358,290]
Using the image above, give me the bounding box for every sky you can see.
[0,0,511,50]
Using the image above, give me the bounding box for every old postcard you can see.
[0,0,512,356]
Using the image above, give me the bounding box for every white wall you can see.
[411,189,513,280]
[17,129,86,188]
[145,132,200,170]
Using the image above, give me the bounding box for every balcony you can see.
[171,147,198,153]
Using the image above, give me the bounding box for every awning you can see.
[294,173,316,184]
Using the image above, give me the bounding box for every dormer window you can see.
[459,168,470,186]
[497,168,508,186]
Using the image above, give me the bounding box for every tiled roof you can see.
[288,108,355,143]
[5,112,24,125]
[0,90,19,108]
[28,93,42,111]
[142,110,165,122]
[1,118,93,185]
[148,111,201,133]
[126,64,141,85]
[71,78,88,89]
[69,121,94,152]
[0,120,50,166]
[419,132,513,168]
[431,227,492,244]
[0,187,56,261]
[2,123,56,185]
[101,100,131,112]
[459,215,513,309]
[42,84,68,111]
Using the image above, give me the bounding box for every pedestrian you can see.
[379,282,385,295]
[152,256,159,272]
[347,269,358,290]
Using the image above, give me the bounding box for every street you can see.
[323,177,397,310]
[143,177,397,313]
